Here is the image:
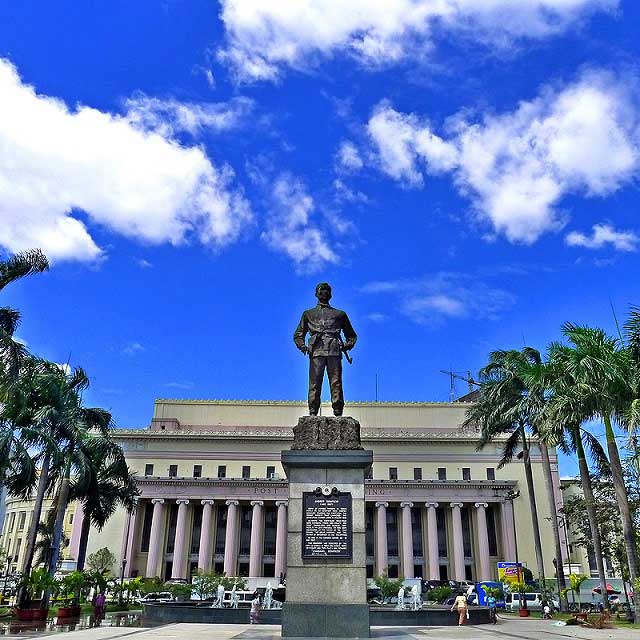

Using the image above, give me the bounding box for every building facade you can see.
[1,399,601,583]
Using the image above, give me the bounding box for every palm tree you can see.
[71,445,139,571]
[463,349,546,586]
[15,361,88,602]
[0,249,48,387]
[554,324,639,609]
[535,341,613,609]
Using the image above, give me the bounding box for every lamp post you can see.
[505,490,527,611]
[119,559,127,606]
[2,556,13,604]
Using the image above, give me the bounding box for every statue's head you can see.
[315,282,332,304]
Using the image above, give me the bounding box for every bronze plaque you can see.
[302,492,352,558]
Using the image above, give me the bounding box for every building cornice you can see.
[154,398,474,407]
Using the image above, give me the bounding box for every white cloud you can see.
[337,141,363,170]
[261,174,338,271]
[136,258,153,268]
[219,0,618,81]
[0,58,252,262]
[361,273,515,324]
[125,95,253,137]
[366,70,640,244]
[566,223,638,251]
[122,342,145,356]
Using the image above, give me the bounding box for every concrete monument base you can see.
[281,445,373,638]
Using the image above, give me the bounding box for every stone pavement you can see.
[2,619,639,640]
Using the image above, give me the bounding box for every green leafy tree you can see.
[86,547,116,575]
[164,582,192,601]
[560,573,588,607]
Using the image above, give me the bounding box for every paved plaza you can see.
[2,618,638,640]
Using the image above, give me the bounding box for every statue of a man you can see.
[293,282,357,416]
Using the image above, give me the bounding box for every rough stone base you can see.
[282,603,370,638]
[292,415,363,450]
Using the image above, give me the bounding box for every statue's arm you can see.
[342,313,357,350]
[293,312,308,352]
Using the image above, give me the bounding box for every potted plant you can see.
[15,569,56,621]
[512,580,533,616]
[56,572,85,617]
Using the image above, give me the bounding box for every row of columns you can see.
[374,501,499,582]
[124,497,513,581]
[128,498,288,579]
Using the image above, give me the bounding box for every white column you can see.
[198,500,215,573]
[223,500,239,576]
[425,502,439,580]
[146,499,166,578]
[274,501,288,580]
[450,502,465,582]
[249,501,264,577]
[375,502,388,576]
[501,500,516,560]
[400,502,414,579]
[171,499,190,579]
[124,500,139,577]
[475,502,491,581]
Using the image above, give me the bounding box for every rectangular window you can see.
[487,505,498,556]
[366,466,373,480]
[266,465,276,478]
[140,502,154,552]
[17,512,26,530]
[193,465,202,478]
[217,465,226,478]
[388,564,399,578]
[411,507,423,557]
[8,513,15,531]
[242,465,251,479]
[436,507,448,557]
[462,468,471,481]
[165,503,178,553]
[461,507,472,557]
[437,468,447,481]
[144,464,154,477]
[365,506,375,557]
[168,464,178,478]
[190,505,203,555]
[263,506,277,556]
[239,505,252,555]
[413,467,422,480]
[214,506,227,555]
[486,467,496,481]
[389,467,398,480]
[68,513,73,525]
[386,507,399,557]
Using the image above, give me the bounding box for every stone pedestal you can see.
[281,416,372,638]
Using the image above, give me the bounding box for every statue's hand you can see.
[300,345,310,355]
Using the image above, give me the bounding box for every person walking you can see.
[487,593,497,624]
[451,593,468,626]
[249,594,261,624]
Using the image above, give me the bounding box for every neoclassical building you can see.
[2,399,606,585]
[78,399,571,583]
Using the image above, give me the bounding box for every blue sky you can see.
[1,1,639,474]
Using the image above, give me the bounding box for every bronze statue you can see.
[293,283,357,416]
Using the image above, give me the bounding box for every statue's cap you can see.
[315,282,332,295]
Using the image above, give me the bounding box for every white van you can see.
[504,592,544,611]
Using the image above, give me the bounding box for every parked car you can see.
[504,592,547,611]
[138,591,174,603]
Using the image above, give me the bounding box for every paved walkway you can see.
[2,618,639,640]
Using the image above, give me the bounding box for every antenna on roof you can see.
[440,369,479,401]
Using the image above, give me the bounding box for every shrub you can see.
[425,585,452,603]
[374,574,405,601]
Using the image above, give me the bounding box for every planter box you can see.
[518,608,530,617]
[57,607,74,618]
[16,607,48,621]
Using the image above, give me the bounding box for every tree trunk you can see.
[522,432,546,584]
[574,426,609,609]
[48,470,71,577]
[76,509,91,571]
[603,413,640,611]
[539,441,568,611]
[18,453,50,607]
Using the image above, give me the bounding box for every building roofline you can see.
[154,398,474,407]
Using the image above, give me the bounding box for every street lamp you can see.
[505,490,527,611]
